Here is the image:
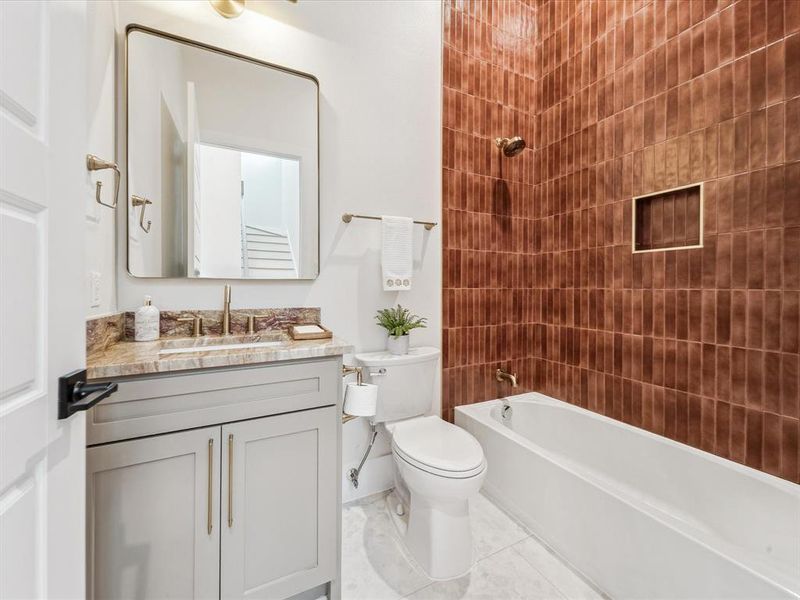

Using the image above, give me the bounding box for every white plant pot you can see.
[387,334,410,355]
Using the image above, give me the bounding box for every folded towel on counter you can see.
[381,215,413,291]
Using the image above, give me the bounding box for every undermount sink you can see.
[158,338,286,356]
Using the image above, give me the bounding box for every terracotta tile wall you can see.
[442,0,800,483]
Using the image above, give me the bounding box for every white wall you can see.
[105,0,442,501]
[280,159,300,260]
[241,153,284,232]
[198,145,242,278]
[126,31,188,276]
[187,82,201,275]
[85,0,118,316]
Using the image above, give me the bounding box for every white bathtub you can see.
[456,393,800,600]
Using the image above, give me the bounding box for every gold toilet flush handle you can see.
[131,195,153,233]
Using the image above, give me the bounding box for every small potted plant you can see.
[375,304,427,355]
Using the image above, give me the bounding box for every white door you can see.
[221,408,338,600]
[0,1,88,598]
[87,427,221,600]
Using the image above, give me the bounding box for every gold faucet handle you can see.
[246,314,274,334]
[221,284,233,336]
[178,315,204,337]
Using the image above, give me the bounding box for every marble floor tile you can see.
[341,494,432,600]
[512,537,605,600]
[404,546,565,600]
[469,491,531,562]
[342,491,596,600]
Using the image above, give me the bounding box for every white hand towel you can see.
[381,215,413,291]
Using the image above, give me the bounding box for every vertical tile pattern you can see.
[443,0,800,484]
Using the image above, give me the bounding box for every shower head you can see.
[495,136,526,157]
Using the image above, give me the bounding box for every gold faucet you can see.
[496,368,518,387]
[178,314,204,337]
[222,284,232,335]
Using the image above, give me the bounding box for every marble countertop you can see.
[87,333,353,380]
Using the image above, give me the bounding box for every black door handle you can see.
[58,369,118,420]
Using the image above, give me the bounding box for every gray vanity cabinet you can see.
[87,426,222,599]
[86,358,342,600]
[221,407,337,599]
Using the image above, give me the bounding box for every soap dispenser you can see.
[135,295,160,341]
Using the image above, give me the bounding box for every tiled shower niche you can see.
[633,183,703,252]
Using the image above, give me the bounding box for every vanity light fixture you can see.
[209,0,246,18]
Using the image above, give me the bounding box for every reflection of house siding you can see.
[240,153,300,261]
[239,152,299,277]
[242,225,296,278]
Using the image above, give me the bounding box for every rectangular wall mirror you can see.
[126,26,319,279]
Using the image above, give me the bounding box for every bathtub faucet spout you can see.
[496,368,518,387]
[501,399,513,420]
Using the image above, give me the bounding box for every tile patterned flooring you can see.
[342,491,605,600]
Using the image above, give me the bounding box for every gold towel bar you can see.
[342,213,437,230]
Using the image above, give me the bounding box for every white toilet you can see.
[355,347,486,580]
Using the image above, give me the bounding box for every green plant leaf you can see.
[375,304,427,336]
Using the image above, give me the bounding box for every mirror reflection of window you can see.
[192,144,300,279]
[126,28,318,280]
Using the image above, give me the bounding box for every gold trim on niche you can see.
[631,181,705,254]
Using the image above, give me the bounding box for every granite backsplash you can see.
[86,307,322,355]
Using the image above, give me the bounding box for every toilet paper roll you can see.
[343,382,378,417]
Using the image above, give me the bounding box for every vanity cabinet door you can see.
[221,406,337,599]
[87,427,221,600]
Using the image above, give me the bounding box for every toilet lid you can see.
[392,416,484,475]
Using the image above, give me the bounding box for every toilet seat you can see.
[393,447,486,479]
[391,416,485,479]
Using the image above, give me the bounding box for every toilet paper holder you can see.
[342,364,363,385]
[342,364,379,489]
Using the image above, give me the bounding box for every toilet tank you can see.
[354,347,440,423]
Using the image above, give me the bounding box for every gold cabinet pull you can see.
[227,434,234,528]
[207,438,214,535]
